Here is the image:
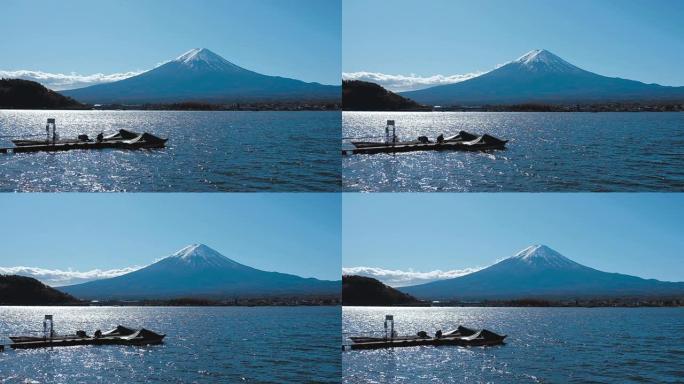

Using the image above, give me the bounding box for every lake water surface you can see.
[343,306,684,384]
[0,306,341,383]
[0,110,340,192]
[343,112,684,191]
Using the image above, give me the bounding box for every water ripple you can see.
[342,112,684,192]
[0,110,341,192]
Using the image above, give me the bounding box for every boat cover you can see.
[461,329,505,341]
[445,325,478,337]
[120,328,165,341]
[102,325,136,336]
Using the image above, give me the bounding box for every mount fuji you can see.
[400,245,684,300]
[59,244,340,300]
[401,49,684,105]
[61,48,340,104]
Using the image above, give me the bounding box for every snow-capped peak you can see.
[512,49,581,73]
[173,48,241,71]
[171,243,228,262]
[512,245,578,268]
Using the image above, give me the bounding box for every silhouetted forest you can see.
[343,80,428,111]
[0,275,80,305]
[343,275,424,306]
[0,78,85,109]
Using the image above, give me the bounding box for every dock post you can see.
[44,315,54,340]
[385,120,396,144]
[384,314,394,341]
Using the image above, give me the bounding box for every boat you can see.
[9,317,165,350]
[351,130,481,148]
[347,328,506,350]
[2,119,167,154]
[343,121,507,155]
[345,315,506,350]
[10,129,166,148]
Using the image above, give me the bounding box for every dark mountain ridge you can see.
[342,275,423,306]
[0,78,85,109]
[343,80,426,111]
[0,274,79,305]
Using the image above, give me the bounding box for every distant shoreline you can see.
[0,103,342,112]
[343,102,684,113]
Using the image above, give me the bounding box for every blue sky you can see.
[0,194,341,281]
[343,0,684,89]
[343,194,684,284]
[0,0,341,85]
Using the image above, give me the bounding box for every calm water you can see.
[343,307,684,383]
[343,112,684,191]
[0,306,340,383]
[0,110,340,192]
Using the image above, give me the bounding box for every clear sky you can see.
[0,0,341,85]
[0,194,341,280]
[343,193,684,282]
[343,0,684,86]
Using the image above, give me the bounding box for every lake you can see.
[343,306,684,383]
[0,306,341,383]
[343,112,684,191]
[0,110,340,192]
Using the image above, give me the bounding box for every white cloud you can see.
[342,266,483,287]
[0,265,142,287]
[342,71,487,92]
[0,69,145,91]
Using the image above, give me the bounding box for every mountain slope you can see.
[342,275,422,305]
[59,244,340,300]
[0,274,79,305]
[61,48,340,104]
[401,49,684,105]
[0,78,85,109]
[401,245,684,300]
[342,80,425,111]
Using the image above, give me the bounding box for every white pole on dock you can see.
[43,315,54,340]
[384,314,394,341]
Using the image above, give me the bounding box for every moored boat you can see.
[3,120,167,154]
[9,316,165,349]
[344,121,507,155]
[345,315,506,350]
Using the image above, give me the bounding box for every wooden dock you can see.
[10,334,165,349]
[345,335,506,350]
[342,140,507,155]
[0,140,166,154]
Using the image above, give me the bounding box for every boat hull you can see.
[10,335,165,349]
[347,334,506,350]
[1,139,167,154]
[343,140,507,155]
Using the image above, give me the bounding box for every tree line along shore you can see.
[0,274,340,306]
[0,78,340,111]
[342,275,684,307]
[342,80,684,112]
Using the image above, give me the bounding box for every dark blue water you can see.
[0,306,341,383]
[343,306,684,383]
[0,110,340,192]
[343,112,684,191]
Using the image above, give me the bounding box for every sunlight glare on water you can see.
[0,306,341,384]
[343,306,684,384]
[343,112,684,192]
[0,110,340,192]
